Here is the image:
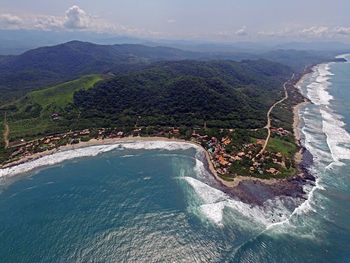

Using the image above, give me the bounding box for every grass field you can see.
[19,74,102,110]
[267,137,297,158]
[2,74,103,141]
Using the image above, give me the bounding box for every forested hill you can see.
[0,41,200,100]
[74,59,292,129]
[0,40,333,102]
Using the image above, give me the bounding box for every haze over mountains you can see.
[1,29,350,55]
[0,40,339,101]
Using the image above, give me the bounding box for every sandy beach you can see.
[0,136,200,169]
[1,134,243,188]
[0,69,314,205]
[293,102,308,144]
[0,96,310,190]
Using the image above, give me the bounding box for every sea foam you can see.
[0,141,199,179]
[306,63,350,165]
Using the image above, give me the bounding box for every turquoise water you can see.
[1,57,350,262]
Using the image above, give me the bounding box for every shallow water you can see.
[1,57,350,262]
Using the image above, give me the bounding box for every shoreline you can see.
[0,132,310,204]
[0,136,203,170]
[0,134,290,190]
[0,70,316,206]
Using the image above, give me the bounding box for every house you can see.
[218,156,229,166]
[51,113,60,120]
[256,139,265,146]
[237,152,245,157]
[231,156,242,161]
[172,129,180,135]
[266,168,279,175]
[222,137,231,145]
[276,152,283,158]
[79,129,90,136]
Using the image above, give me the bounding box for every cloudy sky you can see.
[1,0,350,42]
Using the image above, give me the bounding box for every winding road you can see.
[3,112,9,149]
[257,78,291,156]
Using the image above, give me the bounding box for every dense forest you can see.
[0,41,201,101]
[74,59,292,129]
[0,41,333,102]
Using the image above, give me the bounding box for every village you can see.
[1,124,295,179]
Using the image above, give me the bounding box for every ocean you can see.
[0,56,350,262]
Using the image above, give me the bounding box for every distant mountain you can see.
[0,40,337,102]
[275,41,350,52]
[0,41,202,100]
[0,30,150,55]
[259,49,334,71]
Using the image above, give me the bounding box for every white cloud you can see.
[34,15,64,30]
[0,6,163,38]
[0,6,99,32]
[258,26,350,40]
[301,26,329,37]
[1,6,350,41]
[334,26,350,36]
[32,5,91,31]
[0,14,23,29]
[63,5,90,29]
[236,26,248,36]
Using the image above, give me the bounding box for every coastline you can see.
[292,72,312,166]
[0,134,283,190]
[0,132,309,205]
[293,102,308,145]
[0,136,204,172]
[0,70,316,206]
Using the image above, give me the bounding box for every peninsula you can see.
[0,41,336,203]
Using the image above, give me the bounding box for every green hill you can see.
[2,75,102,140]
[74,60,292,129]
[0,41,200,101]
[2,59,292,141]
[0,40,333,102]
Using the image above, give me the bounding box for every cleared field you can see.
[267,137,297,158]
[4,75,103,141]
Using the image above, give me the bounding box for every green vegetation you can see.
[267,137,297,158]
[26,75,102,108]
[74,60,291,129]
[0,41,199,101]
[0,51,313,181]
[1,75,103,140]
[0,40,332,102]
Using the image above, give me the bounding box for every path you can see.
[257,78,291,156]
[3,112,9,149]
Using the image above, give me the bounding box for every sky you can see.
[1,0,350,42]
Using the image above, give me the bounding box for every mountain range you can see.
[0,40,336,101]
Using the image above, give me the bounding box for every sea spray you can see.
[0,141,200,179]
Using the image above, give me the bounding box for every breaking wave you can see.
[184,58,350,231]
[183,159,297,229]
[306,63,350,166]
[2,59,349,235]
[0,141,200,179]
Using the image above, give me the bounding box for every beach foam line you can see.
[305,63,350,165]
[0,141,200,178]
[282,58,350,223]
[306,63,334,106]
[336,53,350,62]
[321,109,350,165]
[183,176,297,228]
